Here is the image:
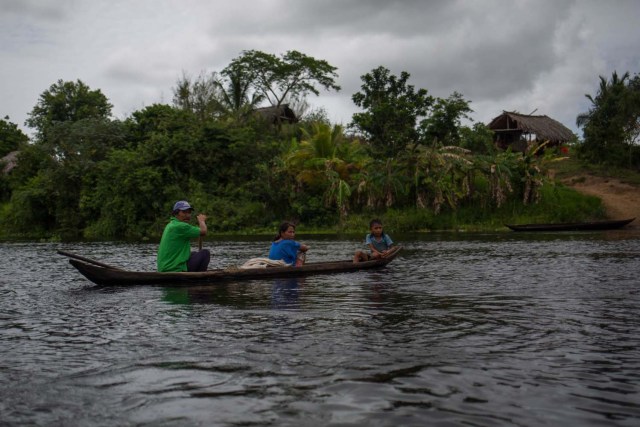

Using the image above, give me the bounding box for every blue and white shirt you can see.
[365,233,393,252]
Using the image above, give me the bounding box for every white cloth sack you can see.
[239,257,290,269]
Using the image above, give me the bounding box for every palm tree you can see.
[215,65,264,120]
[283,123,366,221]
[576,71,634,165]
[172,72,225,120]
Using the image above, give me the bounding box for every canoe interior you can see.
[505,218,635,232]
[66,246,402,287]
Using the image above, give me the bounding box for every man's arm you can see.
[197,214,207,236]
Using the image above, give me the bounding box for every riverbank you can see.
[4,158,638,241]
[553,158,640,229]
[560,174,639,227]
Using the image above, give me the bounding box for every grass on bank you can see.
[552,155,640,186]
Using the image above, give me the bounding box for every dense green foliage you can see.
[0,117,30,202]
[0,116,28,157]
[25,79,113,140]
[351,66,434,158]
[576,71,640,170]
[420,92,473,146]
[0,52,616,240]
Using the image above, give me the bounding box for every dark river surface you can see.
[1,231,640,426]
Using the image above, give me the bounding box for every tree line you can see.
[0,50,637,240]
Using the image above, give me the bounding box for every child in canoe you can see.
[269,221,310,266]
[353,219,394,263]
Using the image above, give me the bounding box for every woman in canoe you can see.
[268,221,309,266]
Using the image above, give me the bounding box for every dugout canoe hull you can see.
[505,218,635,232]
[63,246,402,286]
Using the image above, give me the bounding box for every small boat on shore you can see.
[59,246,402,286]
[505,218,635,232]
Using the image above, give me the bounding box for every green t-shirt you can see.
[157,217,202,272]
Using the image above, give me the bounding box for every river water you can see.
[1,231,639,426]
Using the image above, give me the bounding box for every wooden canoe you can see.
[59,246,402,286]
[505,218,635,232]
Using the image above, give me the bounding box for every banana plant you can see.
[408,142,472,213]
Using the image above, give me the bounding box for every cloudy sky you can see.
[2,0,639,137]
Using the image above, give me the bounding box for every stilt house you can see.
[488,111,574,152]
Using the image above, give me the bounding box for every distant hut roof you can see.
[1,150,19,174]
[255,104,297,124]
[488,111,574,143]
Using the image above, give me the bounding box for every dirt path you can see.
[561,174,640,228]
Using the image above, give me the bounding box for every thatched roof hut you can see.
[255,104,297,124]
[488,111,574,151]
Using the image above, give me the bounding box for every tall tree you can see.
[419,91,473,146]
[25,79,112,139]
[4,80,117,237]
[350,66,434,158]
[224,50,341,108]
[576,71,640,168]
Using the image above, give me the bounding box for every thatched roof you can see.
[488,111,574,143]
[255,104,297,124]
[1,150,19,174]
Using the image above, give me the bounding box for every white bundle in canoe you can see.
[239,258,290,269]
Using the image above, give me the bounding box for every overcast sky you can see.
[2,0,639,138]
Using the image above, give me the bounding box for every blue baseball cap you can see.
[172,200,194,212]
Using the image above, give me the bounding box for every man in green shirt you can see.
[157,201,209,272]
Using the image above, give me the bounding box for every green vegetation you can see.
[576,71,640,170]
[1,53,635,241]
[553,154,640,186]
[0,116,29,157]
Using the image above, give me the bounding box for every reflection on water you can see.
[1,232,640,426]
[162,277,306,309]
[271,277,304,309]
